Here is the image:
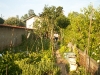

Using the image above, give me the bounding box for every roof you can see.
[0,24,33,30]
[24,15,39,22]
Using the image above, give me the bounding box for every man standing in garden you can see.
[54,32,59,42]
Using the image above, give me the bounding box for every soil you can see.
[55,50,69,75]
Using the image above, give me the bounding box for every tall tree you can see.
[40,5,64,34]
[66,4,100,61]
[56,6,63,17]
[39,5,65,53]
[56,14,70,45]
[21,14,28,21]
[56,14,70,29]
[21,9,36,21]
[40,5,57,53]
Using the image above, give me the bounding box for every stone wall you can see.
[0,24,31,50]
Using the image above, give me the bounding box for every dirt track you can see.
[55,50,68,75]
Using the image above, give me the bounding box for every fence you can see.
[78,49,100,75]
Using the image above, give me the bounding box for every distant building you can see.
[26,16,40,29]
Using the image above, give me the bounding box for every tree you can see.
[56,14,70,46]
[21,9,36,21]
[0,17,4,24]
[56,6,63,17]
[4,17,25,26]
[56,14,70,29]
[21,14,28,21]
[28,9,36,17]
[40,5,64,35]
[39,5,65,53]
[65,4,100,61]
[39,5,56,53]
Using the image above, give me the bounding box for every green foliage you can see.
[21,14,28,21]
[56,14,70,29]
[56,14,70,46]
[28,9,36,17]
[69,66,91,75]
[0,51,22,75]
[0,25,61,74]
[0,17,4,24]
[65,64,70,73]
[14,51,60,75]
[0,32,60,75]
[21,9,36,21]
[16,32,50,53]
[4,17,25,26]
[40,5,64,33]
[0,50,60,75]
[65,4,100,61]
[0,4,100,75]
[56,6,63,17]
[40,5,56,32]
[59,46,69,57]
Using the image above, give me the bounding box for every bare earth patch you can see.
[55,50,68,75]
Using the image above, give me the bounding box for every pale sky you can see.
[0,0,100,19]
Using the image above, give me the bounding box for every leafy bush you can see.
[0,51,22,75]
[0,50,60,75]
[59,46,69,57]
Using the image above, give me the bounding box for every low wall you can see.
[0,24,32,50]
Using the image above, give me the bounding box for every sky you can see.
[0,0,100,19]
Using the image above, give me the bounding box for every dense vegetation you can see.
[0,33,60,75]
[4,17,25,27]
[0,4,100,75]
[65,4,100,61]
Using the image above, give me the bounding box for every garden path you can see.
[55,50,68,75]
